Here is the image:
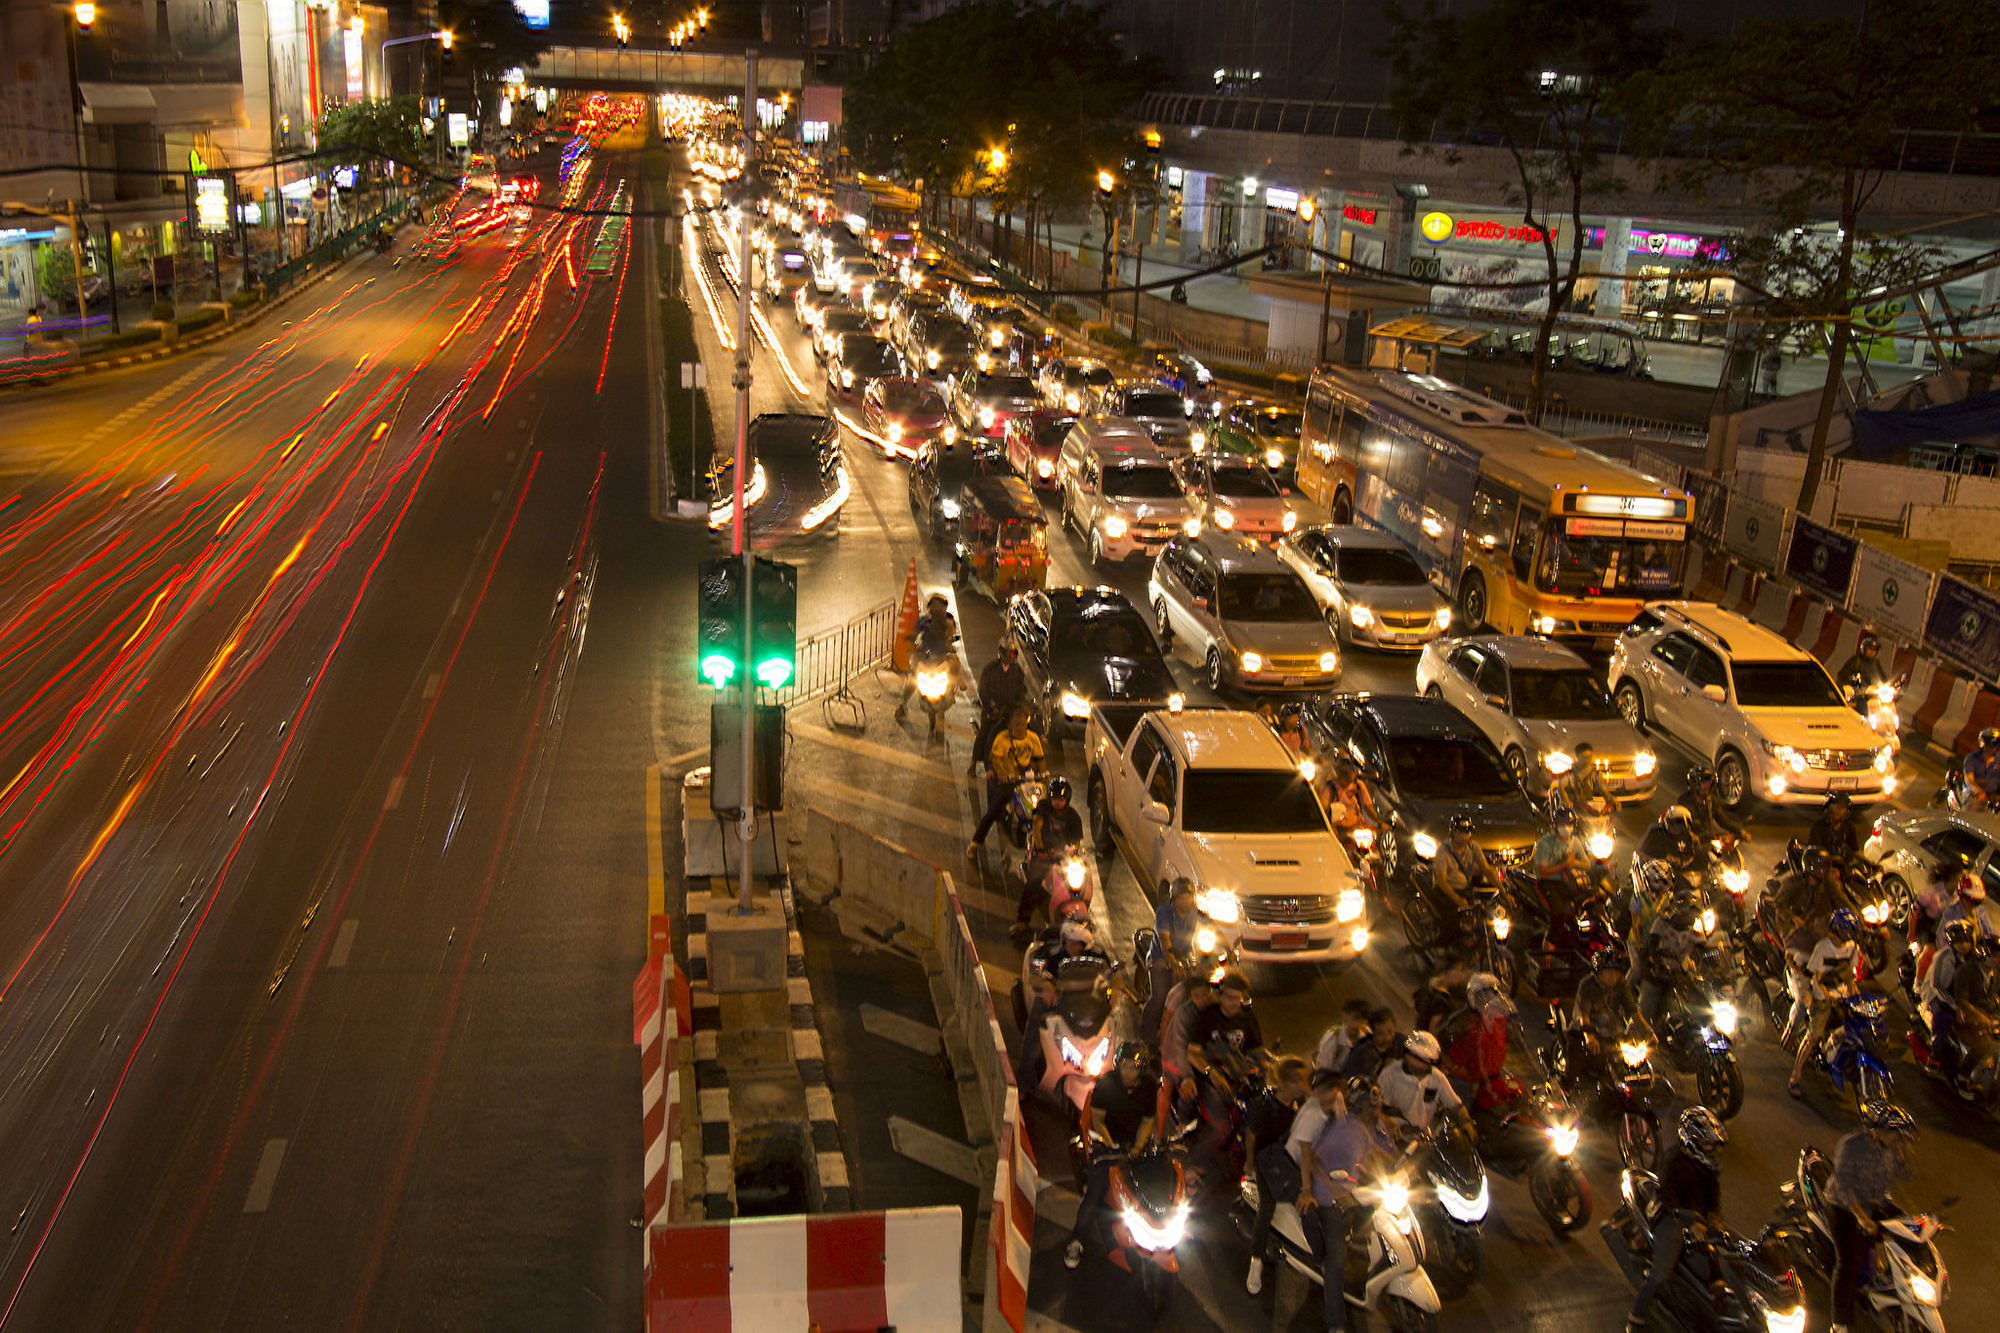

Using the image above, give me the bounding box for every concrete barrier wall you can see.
[801,807,944,946]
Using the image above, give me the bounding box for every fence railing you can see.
[262,197,418,296]
[770,601,896,710]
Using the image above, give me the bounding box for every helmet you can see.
[1858,632,1880,654]
[1343,1077,1380,1113]
[1828,907,1860,941]
[1677,1106,1729,1169]
[1661,805,1694,834]
[1685,765,1716,789]
[1114,1039,1154,1067]
[1447,815,1475,837]
[1405,1030,1442,1063]
[1961,876,1987,903]
[1046,776,1072,803]
[1280,701,1307,722]
[927,592,949,610]
[1825,792,1853,812]
[1640,860,1677,898]
[1861,1100,1919,1138]
[1589,944,1628,975]
[1804,847,1832,877]
[1942,917,1977,949]
[1059,918,1095,947]
[997,639,1018,659]
[1467,971,1516,1015]
[1550,806,1577,830]
[1981,727,2000,748]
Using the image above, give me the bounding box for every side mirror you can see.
[1142,802,1171,826]
[1486,694,1507,710]
[1193,597,1211,614]
[1702,683,1726,703]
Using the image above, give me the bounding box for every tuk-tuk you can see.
[952,472,1048,601]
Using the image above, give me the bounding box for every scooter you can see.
[1653,942,1746,1119]
[1847,671,1908,752]
[1908,996,2000,1110]
[911,648,958,735]
[1547,1020,1673,1171]
[1407,1123,1487,1299]
[1506,869,1620,1006]
[1036,956,1116,1116]
[1709,832,1752,934]
[1469,1077,1592,1236]
[1795,990,1897,1111]
[1605,1170,1809,1333]
[1239,1168,1443,1332]
[1775,1145,1953,1333]
[1091,1144,1191,1319]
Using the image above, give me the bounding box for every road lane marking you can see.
[886,1117,979,1185]
[243,1138,288,1214]
[860,1003,942,1053]
[384,775,404,810]
[422,672,440,700]
[329,919,360,969]
[645,763,664,919]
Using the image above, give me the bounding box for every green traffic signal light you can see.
[696,558,743,687]
[701,652,738,687]
[750,557,797,690]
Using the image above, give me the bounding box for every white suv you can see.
[1607,602,1896,809]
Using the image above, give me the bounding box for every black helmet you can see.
[1686,765,1716,789]
[1343,1077,1379,1113]
[1858,632,1880,655]
[1981,727,2000,748]
[1589,944,1627,975]
[1280,701,1307,722]
[1829,907,1860,940]
[1942,917,1977,949]
[1825,792,1853,812]
[1677,1106,1728,1170]
[1804,847,1833,877]
[1861,1100,1918,1138]
[1447,814,1475,837]
[997,639,1018,659]
[1551,806,1577,830]
[1114,1039,1154,1067]
[1047,776,1072,803]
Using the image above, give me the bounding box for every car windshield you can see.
[1125,391,1186,419]
[1060,608,1158,659]
[881,382,944,413]
[1254,410,1303,437]
[824,311,869,333]
[850,346,898,374]
[1180,770,1329,834]
[1510,669,1621,720]
[1031,419,1074,449]
[1211,467,1283,498]
[1731,661,1846,708]
[1537,527,1684,596]
[1104,466,1182,499]
[1081,365,1115,385]
[982,376,1038,400]
[1388,737,1518,799]
[1336,547,1428,585]
[1219,573,1320,622]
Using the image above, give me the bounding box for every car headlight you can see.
[1542,750,1574,775]
[841,368,855,386]
[1698,907,1717,934]
[1633,750,1657,777]
[873,303,888,318]
[1712,1000,1739,1035]
[1213,507,1234,529]
[1433,1174,1489,1224]
[978,405,996,427]
[1412,832,1439,859]
[1240,650,1262,673]
[1546,1121,1581,1157]
[1300,759,1317,782]
[887,422,902,441]
[1063,391,1081,412]
[1533,614,1557,635]
[942,424,956,443]
[1434,607,1453,630]
[1319,651,1338,673]
[976,351,991,370]
[1788,752,1806,773]
[1281,509,1300,533]
[1875,747,1893,772]
[1352,827,1375,850]
[1036,457,1055,478]
[1266,448,1286,469]
[926,349,940,368]
[1101,515,1128,539]
[939,498,961,519]
[990,329,1006,347]
[1195,888,1240,923]
[1338,887,1364,923]
[1182,518,1202,537]
[1349,604,1373,629]
[1350,926,1369,952]
[1588,832,1615,860]
[1760,739,1792,759]
[1060,690,1091,719]
[1190,428,1207,450]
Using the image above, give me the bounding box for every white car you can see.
[1275,525,1454,651]
[1862,808,2000,929]
[1415,634,1657,799]
[1607,601,1895,809]
[1149,532,1341,694]
[1175,454,1304,542]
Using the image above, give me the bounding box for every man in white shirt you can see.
[1314,998,1372,1074]
[1786,907,1861,1098]
[1374,1030,1470,1135]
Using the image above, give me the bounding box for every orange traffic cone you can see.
[892,557,919,672]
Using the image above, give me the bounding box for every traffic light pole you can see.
[731,48,758,915]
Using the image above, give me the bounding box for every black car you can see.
[829,333,904,398]
[910,314,978,375]
[1304,693,1541,884]
[907,437,1015,541]
[814,308,872,361]
[706,413,848,543]
[1006,586,1181,736]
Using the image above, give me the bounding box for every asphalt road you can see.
[687,206,1999,1332]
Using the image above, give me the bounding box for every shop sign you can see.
[1264,187,1299,212]
[1342,202,1378,226]
[193,177,231,235]
[1419,210,1558,246]
[1584,226,1731,260]
[448,113,470,147]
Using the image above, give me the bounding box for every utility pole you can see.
[732,48,758,915]
[1317,266,1334,366]
[1129,194,1146,341]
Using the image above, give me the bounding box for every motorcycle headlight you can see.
[1546,1121,1580,1157]
[1122,1202,1189,1253]
[841,368,855,386]
[1283,509,1299,532]
[1213,507,1235,529]
[1620,1040,1650,1068]
[1195,888,1240,924]
[978,405,996,427]
[1493,911,1511,940]
[1907,1272,1939,1307]
[1240,650,1261,673]
[1542,750,1574,775]
[942,424,956,444]
[1064,859,1086,889]
[1100,515,1128,539]
[939,498,961,519]
[1319,651,1338,673]
[1060,690,1091,719]
[1194,925,1217,954]
[1698,907,1717,934]
[1863,901,1886,924]
[1724,867,1749,894]
[1300,759,1318,782]
[1762,1307,1807,1333]
[1190,428,1207,450]
[1432,1174,1490,1223]
[1412,832,1439,860]
[1059,1035,1083,1067]
[976,352,991,370]
[1380,1179,1410,1218]
[916,669,949,700]
[1350,604,1374,629]
[1712,1000,1739,1035]
[1633,750,1657,777]
[1874,683,1896,703]
[1352,827,1375,850]
[1588,832,1616,860]
[1036,457,1055,478]
[1338,887,1365,923]
[990,329,1006,347]
[1083,1039,1110,1077]
[926,349,940,368]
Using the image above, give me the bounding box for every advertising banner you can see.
[1847,543,1935,645]
[1722,492,1786,571]
[1784,516,1859,603]
[1923,574,2000,683]
[192,177,231,235]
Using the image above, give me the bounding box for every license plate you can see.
[1270,929,1310,950]
[1283,676,1304,687]
[1829,775,1858,791]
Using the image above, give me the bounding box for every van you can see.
[1058,418,1195,567]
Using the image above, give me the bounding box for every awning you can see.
[1368,315,1490,348]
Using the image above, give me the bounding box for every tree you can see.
[1628,0,2000,514]
[316,96,425,169]
[1384,0,1668,423]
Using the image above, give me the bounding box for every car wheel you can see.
[1504,747,1530,783]
[1331,487,1353,526]
[1089,529,1106,567]
[1457,571,1487,632]
[1154,598,1174,647]
[1882,873,1913,930]
[1716,750,1751,809]
[1380,831,1403,883]
[1205,647,1227,693]
[1614,680,1646,729]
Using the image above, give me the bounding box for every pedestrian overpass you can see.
[529,44,805,97]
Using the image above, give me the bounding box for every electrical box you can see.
[709,702,784,815]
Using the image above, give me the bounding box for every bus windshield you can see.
[1537,524,1683,596]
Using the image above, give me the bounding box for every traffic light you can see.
[697,557,743,687]
[750,557,797,689]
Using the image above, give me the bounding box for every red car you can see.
[860,376,955,459]
[1004,409,1077,489]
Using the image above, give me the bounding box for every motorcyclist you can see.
[1315,997,1374,1075]
[1322,758,1382,844]
[1828,1102,1918,1333]
[1440,971,1518,1113]
[1242,1055,1313,1295]
[1910,852,1969,984]
[1143,878,1202,1036]
[967,707,1043,861]
[1638,883,1707,1025]
[1532,806,1598,910]
[1298,1078,1398,1332]
[895,593,960,723]
[1786,907,1862,1099]
[1159,970,1218,1086]
[1676,765,1749,845]
[1835,631,1890,701]
[1187,970,1264,1058]
[1919,917,1996,1078]
[1962,727,2000,808]
[1570,945,1645,1073]
[1771,846,1845,941]
[1338,1007,1404,1082]
[1431,814,1500,922]
[1935,870,1993,944]
[1376,1028,1472,1138]
[1636,806,1703,885]
[1625,1108,1729,1333]
[1273,701,1310,759]
[1552,741,1614,815]
[1012,778,1085,939]
[970,639,1027,777]
[1063,1040,1163,1270]
[1807,793,1864,872]
[1017,918,1109,1089]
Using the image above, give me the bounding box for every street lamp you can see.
[613,12,630,46]
[72,1,94,30]
[1096,169,1116,196]
[990,147,1006,173]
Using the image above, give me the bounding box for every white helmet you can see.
[1059,918,1095,947]
[1405,1030,1442,1063]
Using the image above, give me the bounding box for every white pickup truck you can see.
[1084,702,1369,966]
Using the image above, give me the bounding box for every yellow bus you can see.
[1295,367,1691,652]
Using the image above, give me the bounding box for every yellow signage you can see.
[1419,211,1455,244]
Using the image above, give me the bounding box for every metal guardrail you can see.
[262,198,417,295]
[769,601,896,714]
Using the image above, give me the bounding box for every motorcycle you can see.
[1547,1020,1673,1171]
[1036,956,1116,1117]
[1468,1076,1592,1236]
[1003,774,1048,850]
[1847,671,1908,752]
[1653,941,1747,1119]
[1908,990,2000,1111]
[1605,1170,1809,1333]
[1775,1145,1953,1333]
[1505,868,1621,1006]
[1021,841,1099,928]
[911,647,959,735]
[373,228,394,254]
[1239,1167,1443,1332]
[1092,1144,1191,1319]
[1932,761,1998,817]
[1799,991,1898,1111]
[1407,1122,1487,1298]
[1709,832,1752,934]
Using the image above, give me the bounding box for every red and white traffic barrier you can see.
[648,1207,963,1332]
[637,914,692,1244]
[988,1089,1035,1333]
